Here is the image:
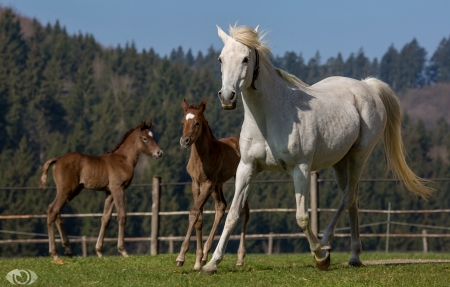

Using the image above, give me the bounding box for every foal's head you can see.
[135,121,163,159]
[180,98,207,149]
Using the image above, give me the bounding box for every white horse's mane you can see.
[228,24,309,88]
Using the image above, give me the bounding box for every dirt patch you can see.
[344,259,450,266]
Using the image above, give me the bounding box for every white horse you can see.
[201,24,433,274]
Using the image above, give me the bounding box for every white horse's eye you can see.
[243,57,249,64]
[218,57,222,63]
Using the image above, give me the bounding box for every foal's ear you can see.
[140,121,146,130]
[147,120,153,129]
[217,25,229,44]
[198,98,207,113]
[181,98,189,112]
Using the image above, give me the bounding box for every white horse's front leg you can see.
[293,164,330,270]
[201,162,258,274]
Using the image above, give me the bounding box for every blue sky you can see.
[2,0,450,62]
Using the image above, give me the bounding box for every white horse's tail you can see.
[363,77,434,200]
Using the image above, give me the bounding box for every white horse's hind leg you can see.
[201,163,258,274]
[293,164,329,269]
[322,148,373,266]
[348,196,363,266]
[321,156,349,249]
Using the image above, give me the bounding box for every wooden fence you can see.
[0,173,449,256]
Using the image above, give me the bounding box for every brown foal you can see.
[176,98,249,270]
[39,121,163,259]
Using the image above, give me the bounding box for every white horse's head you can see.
[217,24,263,110]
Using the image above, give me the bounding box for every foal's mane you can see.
[228,24,309,88]
[105,122,147,154]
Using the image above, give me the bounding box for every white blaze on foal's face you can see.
[148,131,153,137]
[185,113,195,121]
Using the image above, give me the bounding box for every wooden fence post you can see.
[385,202,391,253]
[267,232,274,255]
[151,176,161,255]
[82,236,87,257]
[168,234,174,254]
[310,171,319,237]
[422,229,428,253]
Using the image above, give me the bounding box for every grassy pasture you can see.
[0,252,449,286]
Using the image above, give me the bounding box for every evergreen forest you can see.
[0,8,450,258]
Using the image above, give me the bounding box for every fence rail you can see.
[0,174,449,255]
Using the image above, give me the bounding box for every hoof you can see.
[176,260,184,267]
[65,252,73,258]
[51,258,68,265]
[348,258,363,267]
[96,252,103,258]
[200,268,217,275]
[201,260,207,266]
[315,251,331,271]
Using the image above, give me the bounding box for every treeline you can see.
[0,8,449,257]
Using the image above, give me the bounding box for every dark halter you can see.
[251,48,260,90]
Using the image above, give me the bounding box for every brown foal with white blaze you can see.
[39,121,163,259]
[176,98,249,270]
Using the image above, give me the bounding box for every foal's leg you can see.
[55,214,72,257]
[96,192,114,257]
[292,164,329,270]
[201,184,227,266]
[176,181,200,267]
[236,199,249,266]
[202,162,259,274]
[177,181,213,270]
[47,191,72,259]
[54,188,82,258]
[194,200,205,270]
[110,187,128,257]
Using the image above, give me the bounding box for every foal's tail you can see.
[363,77,434,200]
[39,158,58,189]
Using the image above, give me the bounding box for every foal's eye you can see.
[242,57,249,64]
[218,57,222,64]
[142,137,148,142]
[194,122,200,127]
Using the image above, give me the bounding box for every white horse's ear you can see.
[217,25,229,44]
[255,25,259,33]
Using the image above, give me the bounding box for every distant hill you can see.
[401,83,450,129]
[0,6,34,37]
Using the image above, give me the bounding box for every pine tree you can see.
[65,58,96,153]
[0,9,28,149]
[279,51,307,80]
[379,45,400,90]
[306,51,321,84]
[398,39,427,90]
[428,36,450,83]
[322,53,345,78]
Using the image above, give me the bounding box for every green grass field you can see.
[1,252,449,287]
